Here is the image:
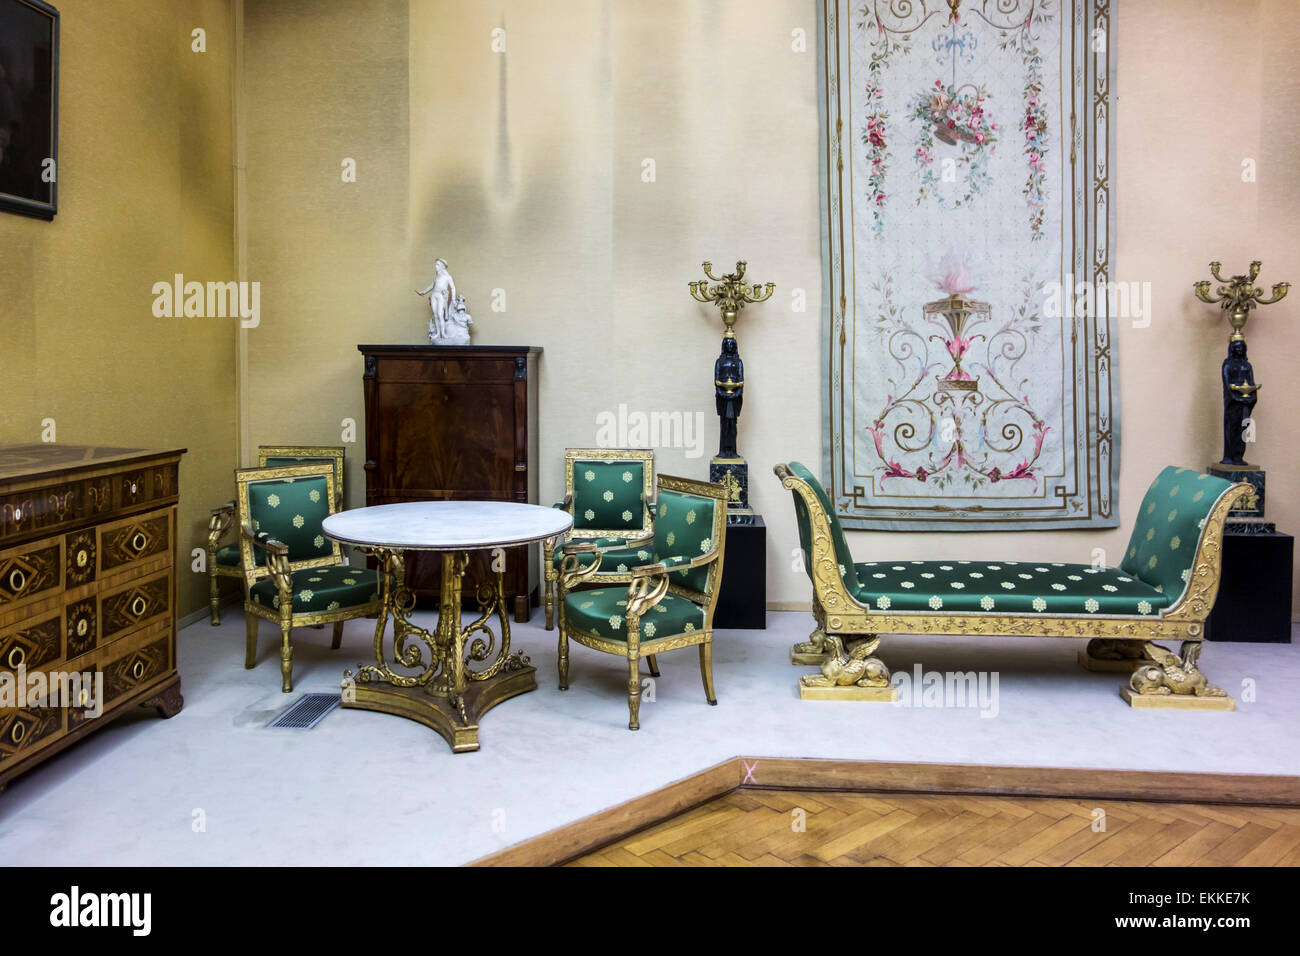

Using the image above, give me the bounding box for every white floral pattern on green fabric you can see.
[928,595,943,609]
[686,510,696,524]
[585,509,595,521]
[622,471,633,482]
[309,489,321,503]
[292,514,305,528]
[622,510,633,521]
[1084,598,1099,613]
[1138,600,1153,614]
[584,470,595,481]
[267,494,281,508]
[603,490,614,502]
[314,535,324,548]
[980,596,995,610]
[1032,597,1047,611]
[876,596,891,610]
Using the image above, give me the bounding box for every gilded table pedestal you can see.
[322,501,572,753]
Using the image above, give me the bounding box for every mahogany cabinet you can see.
[358,345,541,620]
[0,444,185,791]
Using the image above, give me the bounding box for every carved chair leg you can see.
[557,624,570,691]
[543,539,558,631]
[627,653,641,731]
[280,624,294,693]
[208,555,222,625]
[699,639,717,705]
[645,653,660,677]
[244,613,258,669]
[331,620,344,650]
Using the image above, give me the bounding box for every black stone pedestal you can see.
[715,514,766,629]
[1205,526,1293,643]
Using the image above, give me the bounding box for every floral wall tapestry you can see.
[819,0,1118,530]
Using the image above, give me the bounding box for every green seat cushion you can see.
[247,474,334,562]
[851,560,1170,616]
[572,459,646,531]
[564,587,705,641]
[250,566,379,613]
[1120,466,1236,600]
[217,543,266,567]
[550,537,654,569]
[652,489,718,592]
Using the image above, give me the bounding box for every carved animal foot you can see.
[800,634,891,689]
[1121,641,1234,711]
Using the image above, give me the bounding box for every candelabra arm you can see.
[1256,282,1290,306]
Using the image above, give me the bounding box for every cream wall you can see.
[0,0,237,618]
[241,0,1300,614]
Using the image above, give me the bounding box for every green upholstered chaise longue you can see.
[774,462,1252,710]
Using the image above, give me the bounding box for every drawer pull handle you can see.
[10,722,26,745]
[129,482,138,495]
[75,548,89,568]
[131,660,146,680]
[7,568,26,593]
[12,507,22,521]
[75,618,89,638]
[7,646,24,669]
[129,532,148,554]
[129,596,148,617]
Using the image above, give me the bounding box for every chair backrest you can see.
[1120,466,1237,600]
[651,474,728,606]
[258,445,346,504]
[565,447,654,537]
[235,463,342,582]
[785,461,862,597]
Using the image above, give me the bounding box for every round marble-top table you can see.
[322,501,572,753]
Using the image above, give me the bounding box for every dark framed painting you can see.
[0,0,59,220]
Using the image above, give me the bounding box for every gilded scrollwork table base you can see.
[341,548,536,753]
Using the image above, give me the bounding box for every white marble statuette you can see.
[416,258,474,345]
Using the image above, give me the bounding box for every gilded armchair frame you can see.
[208,445,347,625]
[556,474,728,730]
[542,447,656,631]
[235,462,380,693]
[774,463,1253,708]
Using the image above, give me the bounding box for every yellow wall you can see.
[0,0,237,618]
[233,0,1298,614]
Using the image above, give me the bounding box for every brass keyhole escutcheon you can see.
[78,688,89,707]
[131,660,146,680]
[129,596,148,617]
[12,507,21,521]
[130,532,147,553]
[10,722,26,745]
[6,646,24,669]
[76,549,89,568]
[8,568,26,593]
[75,618,89,638]
[129,482,138,495]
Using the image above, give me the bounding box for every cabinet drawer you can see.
[0,538,62,614]
[67,627,171,730]
[99,570,170,645]
[117,462,178,511]
[0,706,63,766]
[98,510,171,578]
[0,608,64,675]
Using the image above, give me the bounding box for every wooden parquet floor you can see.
[567,789,1300,867]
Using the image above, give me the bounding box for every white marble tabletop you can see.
[322,501,573,552]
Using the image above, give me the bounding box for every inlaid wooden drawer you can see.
[97,510,171,579]
[0,538,63,616]
[99,569,170,646]
[0,706,63,766]
[0,608,63,675]
[67,625,172,730]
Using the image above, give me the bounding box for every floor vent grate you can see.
[267,693,340,730]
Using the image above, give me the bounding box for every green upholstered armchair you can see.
[234,462,379,692]
[208,445,346,625]
[775,461,1252,707]
[556,474,728,730]
[542,448,656,631]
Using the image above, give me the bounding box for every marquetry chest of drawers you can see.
[0,445,186,790]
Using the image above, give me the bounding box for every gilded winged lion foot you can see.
[799,635,891,688]
[1122,641,1234,711]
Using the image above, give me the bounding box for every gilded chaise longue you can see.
[775,462,1252,710]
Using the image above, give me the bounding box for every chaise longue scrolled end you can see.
[775,461,1254,710]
